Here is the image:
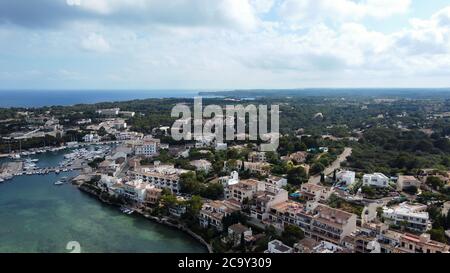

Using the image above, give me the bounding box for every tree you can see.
[376,207,385,222]
[429,228,446,243]
[98,126,107,136]
[287,166,307,185]
[310,162,325,175]
[201,183,224,200]
[426,176,445,191]
[179,172,201,194]
[161,193,178,208]
[320,173,325,183]
[361,185,376,198]
[181,195,203,227]
[281,225,304,246]
[222,212,247,232]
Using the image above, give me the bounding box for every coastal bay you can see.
[0,151,206,253]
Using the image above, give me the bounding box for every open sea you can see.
[0,90,200,108]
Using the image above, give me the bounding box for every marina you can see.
[0,144,113,183]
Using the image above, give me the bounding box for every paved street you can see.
[308,147,352,184]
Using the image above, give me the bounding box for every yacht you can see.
[54,181,64,185]
[10,154,21,159]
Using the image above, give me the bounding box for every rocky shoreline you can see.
[77,184,213,253]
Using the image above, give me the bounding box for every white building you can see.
[122,179,148,203]
[135,139,158,157]
[83,133,100,143]
[265,240,293,253]
[119,111,135,117]
[336,170,355,186]
[220,171,239,188]
[383,202,431,233]
[131,165,188,194]
[112,119,127,130]
[363,173,390,187]
[115,131,143,141]
[76,118,92,125]
[97,108,120,116]
[266,175,287,189]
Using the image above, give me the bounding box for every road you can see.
[308,147,352,184]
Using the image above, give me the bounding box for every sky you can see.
[1,0,450,90]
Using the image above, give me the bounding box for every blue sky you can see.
[1,0,450,90]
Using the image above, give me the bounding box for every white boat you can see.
[120,206,134,215]
[54,181,64,185]
[3,174,13,180]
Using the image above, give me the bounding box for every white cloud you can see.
[394,6,450,56]
[3,1,450,89]
[67,0,259,31]
[278,0,411,22]
[250,0,276,13]
[80,33,111,52]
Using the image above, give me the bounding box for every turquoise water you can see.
[0,153,206,253]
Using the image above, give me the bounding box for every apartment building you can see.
[226,179,265,203]
[310,203,358,244]
[397,233,449,253]
[250,188,289,221]
[121,179,148,203]
[265,175,287,189]
[131,165,188,194]
[135,139,159,157]
[248,151,267,163]
[345,223,402,253]
[199,200,241,231]
[119,111,135,117]
[382,202,431,233]
[145,187,163,205]
[267,201,357,245]
[96,108,120,116]
[115,131,143,141]
[300,183,333,202]
[243,161,271,175]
